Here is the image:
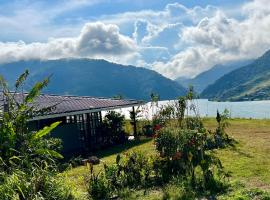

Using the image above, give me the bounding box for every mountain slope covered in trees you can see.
[0,59,186,100]
[175,61,251,93]
[201,50,270,101]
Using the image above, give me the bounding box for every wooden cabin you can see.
[6,93,143,156]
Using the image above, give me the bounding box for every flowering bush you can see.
[154,127,226,188]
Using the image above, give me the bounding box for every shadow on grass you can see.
[229,142,253,158]
[95,138,152,159]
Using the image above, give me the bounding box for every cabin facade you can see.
[5,94,143,156]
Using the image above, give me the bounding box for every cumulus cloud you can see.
[152,47,222,78]
[152,0,270,79]
[77,22,135,55]
[0,22,136,64]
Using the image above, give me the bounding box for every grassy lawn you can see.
[62,118,270,199]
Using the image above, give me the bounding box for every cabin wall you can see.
[28,111,103,157]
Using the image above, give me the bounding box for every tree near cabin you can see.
[0,70,74,199]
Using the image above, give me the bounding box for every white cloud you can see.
[77,22,135,56]
[0,22,137,64]
[152,0,270,79]
[152,47,222,78]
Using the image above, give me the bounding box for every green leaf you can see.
[9,156,21,161]
[36,148,64,159]
[16,185,25,199]
[25,77,50,103]
[15,70,29,89]
[32,121,61,140]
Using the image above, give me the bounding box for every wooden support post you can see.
[132,106,137,139]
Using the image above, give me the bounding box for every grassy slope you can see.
[62,119,270,199]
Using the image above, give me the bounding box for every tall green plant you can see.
[0,70,62,172]
[0,71,76,199]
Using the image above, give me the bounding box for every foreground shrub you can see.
[154,127,227,190]
[87,88,232,199]
[0,71,76,200]
[88,152,153,199]
[0,168,75,200]
[88,165,111,200]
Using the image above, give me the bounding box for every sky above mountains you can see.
[0,0,269,79]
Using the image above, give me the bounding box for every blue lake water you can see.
[109,99,270,119]
[189,99,270,119]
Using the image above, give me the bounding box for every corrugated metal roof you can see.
[0,93,144,120]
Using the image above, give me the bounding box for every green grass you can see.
[62,118,270,199]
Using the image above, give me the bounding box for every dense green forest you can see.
[202,50,270,101]
[0,59,186,100]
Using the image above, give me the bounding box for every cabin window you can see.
[66,116,71,123]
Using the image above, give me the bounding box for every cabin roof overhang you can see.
[0,93,144,121]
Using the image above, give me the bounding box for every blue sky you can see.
[0,0,269,79]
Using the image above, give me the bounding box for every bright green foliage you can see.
[88,152,154,199]
[154,127,226,189]
[0,71,75,199]
[0,71,61,171]
[0,168,74,200]
[99,111,126,145]
[88,164,110,200]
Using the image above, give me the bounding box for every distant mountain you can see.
[0,59,186,100]
[175,61,251,93]
[201,50,270,101]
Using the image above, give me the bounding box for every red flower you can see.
[154,124,161,131]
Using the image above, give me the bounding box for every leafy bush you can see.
[206,109,235,150]
[0,71,63,173]
[88,164,111,200]
[154,127,226,190]
[0,71,76,200]
[98,111,127,146]
[88,152,154,199]
[0,168,74,200]
[86,88,232,199]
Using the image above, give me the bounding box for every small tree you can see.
[102,111,126,144]
[129,107,141,139]
[0,70,75,199]
[0,70,62,172]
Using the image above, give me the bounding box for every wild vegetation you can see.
[0,71,76,199]
[64,118,270,200]
[0,72,269,200]
[85,87,240,199]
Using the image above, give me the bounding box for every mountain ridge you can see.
[0,58,186,100]
[201,50,270,101]
[175,60,252,93]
